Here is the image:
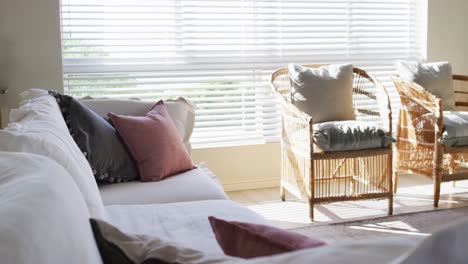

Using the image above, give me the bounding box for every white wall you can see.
[0,0,467,191]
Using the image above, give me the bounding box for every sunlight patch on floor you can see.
[348,221,430,237]
[231,177,468,226]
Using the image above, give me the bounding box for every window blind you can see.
[60,0,427,148]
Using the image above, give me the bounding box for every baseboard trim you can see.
[222,177,280,192]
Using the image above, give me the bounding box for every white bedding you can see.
[0,152,103,264]
[245,237,422,264]
[105,200,267,256]
[398,220,468,264]
[2,89,106,218]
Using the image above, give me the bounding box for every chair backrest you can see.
[271,64,392,133]
[393,76,440,110]
[454,75,468,110]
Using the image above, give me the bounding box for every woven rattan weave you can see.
[393,75,468,207]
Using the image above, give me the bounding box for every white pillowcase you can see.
[80,97,195,153]
[396,61,455,110]
[288,64,355,123]
[0,152,103,264]
[4,89,106,219]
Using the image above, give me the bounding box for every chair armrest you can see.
[393,76,443,145]
[352,68,392,134]
[276,93,314,153]
[276,93,312,125]
[393,76,442,115]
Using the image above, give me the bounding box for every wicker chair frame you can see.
[393,75,468,207]
[271,64,393,221]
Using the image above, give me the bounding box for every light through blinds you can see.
[60,0,427,148]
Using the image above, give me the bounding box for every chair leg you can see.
[449,156,456,188]
[433,174,441,208]
[308,198,314,222]
[393,171,399,194]
[388,154,393,215]
[388,197,393,215]
[309,157,315,222]
[280,186,286,201]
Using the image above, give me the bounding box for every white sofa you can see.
[79,97,230,206]
[0,150,426,264]
[0,88,451,263]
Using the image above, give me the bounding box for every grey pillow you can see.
[313,121,392,152]
[396,61,455,110]
[49,91,139,184]
[289,64,355,123]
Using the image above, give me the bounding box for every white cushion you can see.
[0,152,103,264]
[288,64,355,123]
[397,61,455,110]
[80,97,195,153]
[440,111,468,147]
[105,200,267,256]
[3,89,106,218]
[246,237,421,264]
[399,220,468,264]
[99,166,228,206]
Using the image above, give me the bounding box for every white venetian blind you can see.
[60,0,427,148]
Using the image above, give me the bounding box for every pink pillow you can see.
[208,216,326,259]
[108,101,193,181]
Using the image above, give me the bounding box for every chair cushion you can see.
[288,64,355,123]
[440,111,468,147]
[313,121,392,152]
[397,61,455,110]
[99,166,228,206]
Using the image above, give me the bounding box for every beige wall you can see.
[191,143,281,191]
[427,0,468,73]
[0,0,63,125]
[0,0,467,191]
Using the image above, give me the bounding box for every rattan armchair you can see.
[271,64,393,221]
[393,75,468,207]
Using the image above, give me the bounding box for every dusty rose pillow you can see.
[108,101,193,181]
[208,216,326,259]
